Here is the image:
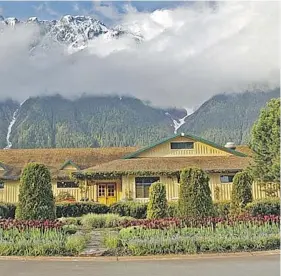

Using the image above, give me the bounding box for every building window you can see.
[0,181,4,189]
[170,142,194,149]
[135,177,160,198]
[220,175,235,183]
[57,181,79,188]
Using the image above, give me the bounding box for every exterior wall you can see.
[0,180,20,203]
[138,136,231,158]
[121,173,280,202]
[121,175,179,203]
[86,179,122,203]
[1,175,279,204]
[52,181,82,201]
[61,165,78,170]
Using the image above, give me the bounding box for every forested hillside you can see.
[7,95,179,148]
[0,100,19,149]
[181,89,280,145]
[0,89,279,149]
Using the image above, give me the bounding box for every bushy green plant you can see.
[167,201,179,217]
[15,163,56,220]
[65,233,90,255]
[56,202,109,218]
[245,198,280,216]
[109,201,147,219]
[231,171,253,214]
[178,168,214,217]
[62,224,79,235]
[213,200,231,217]
[81,213,132,229]
[249,98,280,194]
[147,182,168,219]
[0,203,17,219]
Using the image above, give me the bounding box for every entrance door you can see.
[97,183,117,205]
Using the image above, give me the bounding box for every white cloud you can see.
[0,1,279,108]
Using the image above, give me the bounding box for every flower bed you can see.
[104,215,280,256]
[119,215,280,229]
[0,219,63,230]
[0,219,88,256]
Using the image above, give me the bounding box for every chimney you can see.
[225,142,236,150]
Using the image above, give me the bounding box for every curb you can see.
[0,250,279,262]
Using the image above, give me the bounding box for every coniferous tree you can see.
[147,182,168,219]
[178,168,214,218]
[249,98,280,196]
[16,163,56,220]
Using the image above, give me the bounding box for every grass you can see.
[103,220,280,256]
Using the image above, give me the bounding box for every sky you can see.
[0,1,279,108]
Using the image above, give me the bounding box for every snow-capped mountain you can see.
[0,15,143,53]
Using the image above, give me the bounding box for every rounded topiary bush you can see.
[178,167,214,218]
[147,182,168,219]
[15,163,56,220]
[230,171,253,215]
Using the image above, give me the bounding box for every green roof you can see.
[123,133,248,159]
[60,160,80,170]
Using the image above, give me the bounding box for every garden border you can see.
[0,250,279,262]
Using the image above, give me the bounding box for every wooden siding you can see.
[1,175,279,204]
[61,164,78,170]
[138,136,231,158]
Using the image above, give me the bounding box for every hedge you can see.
[56,202,109,218]
[0,203,16,219]
[109,201,148,219]
[245,198,280,216]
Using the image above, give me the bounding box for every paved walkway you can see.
[0,254,279,276]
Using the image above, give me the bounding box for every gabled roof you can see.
[81,155,251,177]
[0,162,8,171]
[123,133,248,159]
[60,160,80,170]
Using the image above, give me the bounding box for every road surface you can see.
[0,254,279,276]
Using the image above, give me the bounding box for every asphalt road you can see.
[0,255,279,276]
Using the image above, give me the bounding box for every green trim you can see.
[122,133,247,159]
[60,160,80,170]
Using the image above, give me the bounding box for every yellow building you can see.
[0,133,277,204]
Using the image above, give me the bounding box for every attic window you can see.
[57,181,79,188]
[171,142,194,150]
[220,175,235,183]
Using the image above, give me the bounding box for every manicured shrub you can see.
[213,200,231,217]
[56,191,76,202]
[167,201,179,217]
[178,167,214,217]
[231,171,253,214]
[16,163,56,220]
[245,198,280,216]
[56,202,109,218]
[109,201,147,219]
[0,203,16,219]
[80,213,133,229]
[147,182,168,219]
